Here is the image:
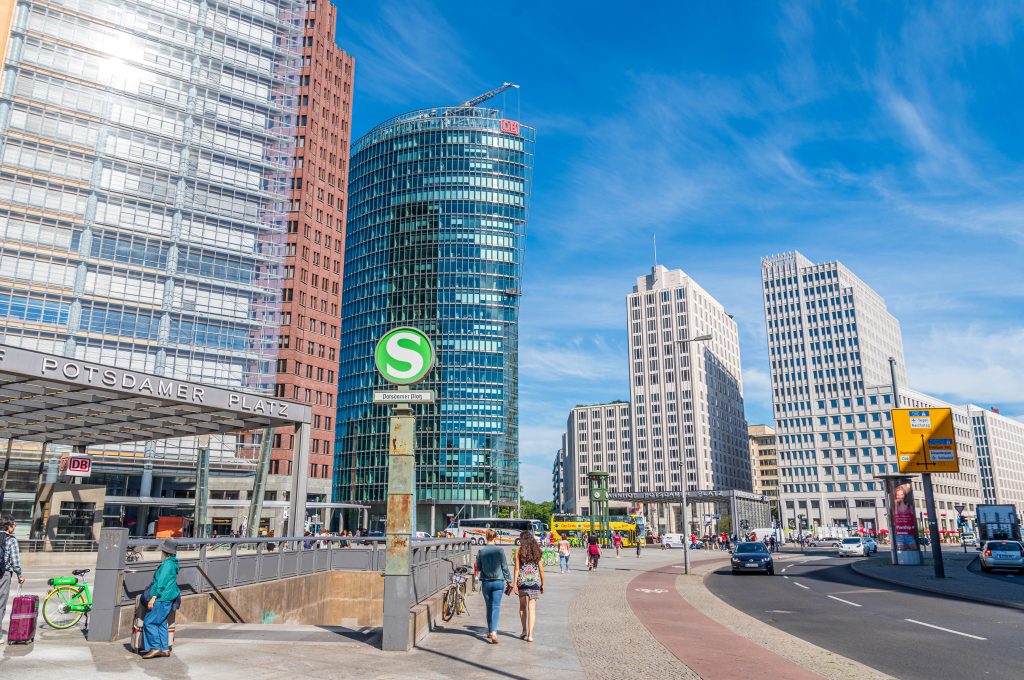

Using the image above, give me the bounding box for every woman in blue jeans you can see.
[474,528,511,644]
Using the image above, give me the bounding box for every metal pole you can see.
[382,401,415,651]
[247,426,274,537]
[194,441,210,538]
[30,442,49,539]
[887,358,901,566]
[0,438,15,510]
[681,492,690,574]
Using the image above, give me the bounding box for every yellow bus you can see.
[550,515,637,547]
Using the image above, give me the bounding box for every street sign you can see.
[374,327,435,385]
[891,408,960,473]
[954,503,966,516]
[63,455,92,477]
[373,390,435,404]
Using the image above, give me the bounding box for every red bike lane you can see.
[626,560,823,680]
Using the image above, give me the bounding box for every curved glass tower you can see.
[335,105,534,531]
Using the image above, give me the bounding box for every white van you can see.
[747,528,786,544]
[661,533,687,549]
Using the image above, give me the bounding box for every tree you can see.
[519,499,554,523]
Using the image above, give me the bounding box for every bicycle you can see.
[541,548,558,567]
[126,547,142,563]
[43,568,93,630]
[441,558,469,622]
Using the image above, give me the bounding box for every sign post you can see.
[891,407,959,578]
[376,327,434,652]
[955,503,967,553]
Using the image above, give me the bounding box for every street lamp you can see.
[675,332,712,544]
[671,460,690,575]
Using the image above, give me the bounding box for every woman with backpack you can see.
[587,534,602,571]
[512,532,545,642]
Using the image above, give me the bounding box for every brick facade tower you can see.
[271,0,354,509]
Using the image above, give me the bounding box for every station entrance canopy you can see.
[0,343,313,527]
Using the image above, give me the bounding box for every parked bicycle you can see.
[126,547,142,563]
[541,547,558,567]
[42,568,93,630]
[441,558,469,622]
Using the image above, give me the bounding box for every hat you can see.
[159,538,178,555]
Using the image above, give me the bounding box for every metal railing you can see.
[17,538,99,552]
[89,528,471,641]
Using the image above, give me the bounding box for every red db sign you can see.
[66,456,92,477]
[500,119,520,135]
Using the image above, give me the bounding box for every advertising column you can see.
[886,476,922,565]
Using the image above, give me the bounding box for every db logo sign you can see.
[65,455,92,477]
[499,119,520,135]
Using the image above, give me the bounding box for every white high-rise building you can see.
[627,266,751,511]
[762,252,980,533]
[966,405,1024,516]
[563,402,633,516]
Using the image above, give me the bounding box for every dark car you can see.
[731,541,775,575]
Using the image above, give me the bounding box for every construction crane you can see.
[457,82,519,108]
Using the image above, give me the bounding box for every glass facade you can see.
[334,106,534,528]
[0,0,304,464]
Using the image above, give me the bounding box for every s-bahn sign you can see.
[375,327,435,386]
[607,490,771,503]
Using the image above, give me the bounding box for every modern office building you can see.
[562,402,633,516]
[762,252,980,534]
[626,265,751,533]
[0,0,306,534]
[966,405,1024,516]
[265,0,354,515]
[748,424,779,500]
[551,437,566,513]
[334,96,535,533]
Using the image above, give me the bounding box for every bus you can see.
[549,515,637,547]
[448,518,546,545]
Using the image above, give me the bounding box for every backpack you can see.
[588,543,600,556]
[0,532,10,574]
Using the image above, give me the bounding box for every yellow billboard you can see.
[891,407,959,473]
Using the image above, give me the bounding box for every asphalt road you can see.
[706,554,1024,680]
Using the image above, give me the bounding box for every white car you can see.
[661,533,686,549]
[980,540,1024,573]
[863,537,879,554]
[837,537,870,557]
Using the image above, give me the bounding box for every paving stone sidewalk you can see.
[850,551,1024,610]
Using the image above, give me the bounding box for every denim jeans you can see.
[559,555,570,572]
[142,600,172,651]
[480,579,505,634]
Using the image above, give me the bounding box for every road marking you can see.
[634,588,668,594]
[827,595,862,607]
[793,582,810,590]
[904,619,987,640]
[783,575,789,580]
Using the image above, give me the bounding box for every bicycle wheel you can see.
[455,588,467,616]
[441,587,456,622]
[43,585,85,629]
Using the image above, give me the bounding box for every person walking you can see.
[612,532,623,558]
[635,534,642,558]
[512,532,545,642]
[0,516,26,643]
[474,529,511,644]
[557,536,571,574]
[587,535,601,570]
[141,538,180,659]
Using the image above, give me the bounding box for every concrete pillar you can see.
[382,403,415,651]
[0,438,14,511]
[88,527,129,641]
[289,422,311,536]
[136,462,153,537]
[194,443,210,538]
[30,442,49,539]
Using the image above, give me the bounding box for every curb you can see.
[849,559,1024,612]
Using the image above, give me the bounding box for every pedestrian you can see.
[141,538,180,659]
[474,528,512,645]
[587,534,601,570]
[613,531,623,558]
[0,516,26,643]
[769,535,777,552]
[635,534,642,558]
[513,532,545,642]
[557,535,571,573]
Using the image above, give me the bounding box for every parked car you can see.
[961,533,979,548]
[862,537,879,554]
[837,537,870,557]
[730,541,775,575]
[807,537,841,548]
[661,533,686,549]
[979,540,1024,573]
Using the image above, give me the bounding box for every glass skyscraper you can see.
[0,0,303,464]
[335,104,534,532]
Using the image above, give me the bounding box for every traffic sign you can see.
[954,503,966,516]
[374,327,434,385]
[891,408,960,473]
[373,390,435,404]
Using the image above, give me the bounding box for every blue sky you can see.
[337,2,1024,501]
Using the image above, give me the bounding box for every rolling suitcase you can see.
[7,589,39,644]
